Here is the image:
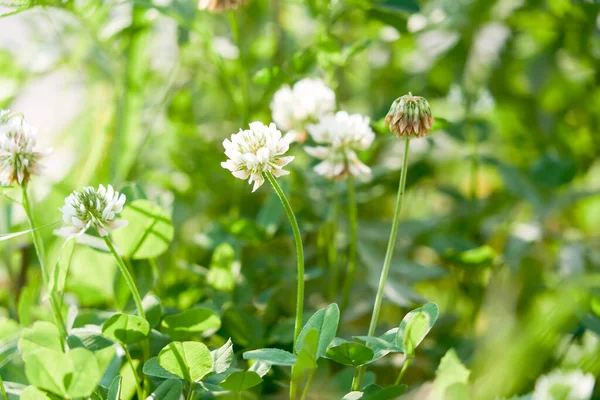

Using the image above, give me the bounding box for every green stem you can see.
[264,172,304,400]
[394,355,414,385]
[265,172,305,348]
[123,347,143,400]
[103,236,145,319]
[0,374,8,400]
[327,191,338,302]
[351,367,361,391]
[340,175,357,313]
[229,10,250,125]
[186,383,196,400]
[355,139,411,388]
[236,391,242,400]
[300,370,315,400]
[20,185,68,351]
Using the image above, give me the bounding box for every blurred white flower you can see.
[512,222,542,242]
[213,36,239,60]
[57,184,127,238]
[270,78,336,138]
[380,25,400,42]
[0,112,45,186]
[305,111,374,180]
[532,370,595,400]
[221,122,294,192]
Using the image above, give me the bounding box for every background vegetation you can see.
[0,0,599,398]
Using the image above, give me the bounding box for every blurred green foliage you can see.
[0,0,599,398]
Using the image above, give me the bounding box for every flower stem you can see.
[340,175,358,314]
[123,346,143,400]
[0,374,8,400]
[229,10,250,125]
[351,367,361,391]
[186,383,196,400]
[394,355,413,385]
[327,191,338,302]
[264,172,304,400]
[20,185,68,351]
[300,370,315,400]
[355,138,411,388]
[103,236,146,320]
[265,172,305,347]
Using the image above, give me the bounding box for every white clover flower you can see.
[221,121,294,192]
[532,370,595,400]
[0,112,45,186]
[57,184,128,238]
[270,78,336,141]
[305,111,375,180]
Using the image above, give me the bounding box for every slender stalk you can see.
[123,347,143,400]
[0,375,8,400]
[236,391,242,400]
[300,370,315,400]
[327,191,339,302]
[264,172,304,400]
[264,172,305,347]
[355,139,411,388]
[20,185,68,351]
[340,175,358,313]
[350,367,361,391]
[103,236,146,319]
[229,10,250,125]
[186,383,196,400]
[394,355,414,385]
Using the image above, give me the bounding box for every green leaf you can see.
[291,329,319,382]
[157,341,213,382]
[253,66,280,85]
[248,361,271,377]
[102,313,150,345]
[19,322,63,358]
[161,308,221,340]
[220,371,263,392]
[398,303,439,355]
[373,0,420,13]
[211,338,234,374]
[142,294,162,328]
[23,348,101,398]
[363,384,408,400]
[148,379,183,400]
[68,327,114,352]
[20,386,61,400]
[430,349,470,399]
[111,200,174,259]
[242,348,297,366]
[18,284,38,328]
[295,303,340,359]
[207,244,236,291]
[143,357,181,379]
[325,342,374,367]
[107,376,122,400]
[48,239,76,296]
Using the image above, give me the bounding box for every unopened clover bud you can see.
[384,93,434,138]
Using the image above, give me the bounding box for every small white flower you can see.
[57,184,128,238]
[305,111,374,180]
[221,122,294,192]
[270,78,336,139]
[532,370,595,400]
[0,112,45,186]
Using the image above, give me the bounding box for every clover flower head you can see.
[532,370,594,400]
[271,78,336,140]
[385,92,434,138]
[57,184,128,238]
[0,112,45,186]
[198,0,248,12]
[221,122,294,192]
[305,111,374,180]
